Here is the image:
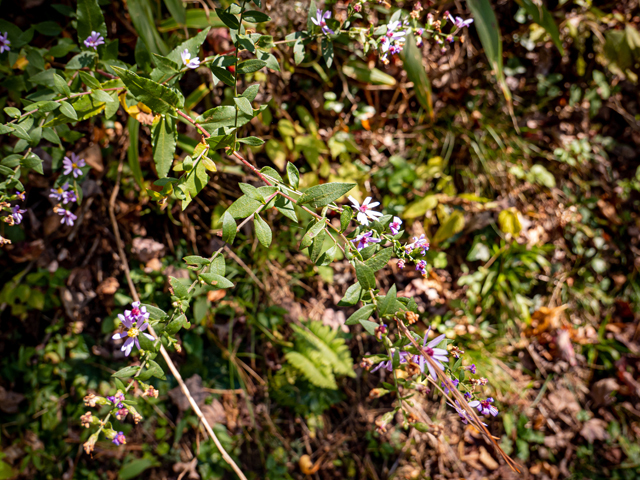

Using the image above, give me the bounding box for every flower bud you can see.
[83,432,99,455]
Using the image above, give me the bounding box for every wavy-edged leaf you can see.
[401,33,434,121]
[112,66,184,113]
[151,114,176,178]
[298,182,355,208]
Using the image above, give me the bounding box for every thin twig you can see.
[108,155,248,480]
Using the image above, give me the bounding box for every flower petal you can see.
[112,332,124,340]
[143,332,155,341]
[427,333,446,348]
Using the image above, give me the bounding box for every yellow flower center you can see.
[127,327,139,338]
[57,187,64,194]
[72,162,78,168]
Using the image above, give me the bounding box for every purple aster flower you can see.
[416,260,427,276]
[397,259,405,269]
[311,9,334,35]
[63,153,86,178]
[11,205,26,225]
[57,208,77,226]
[469,397,499,417]
[348,196,384,226]
[50,183,76,204]
[351,230,381,251]
[417,327,449,379]
[466,364,477,374]
[16,191,25,201]
[385,21,407,40]
[181,49,200,69]
[112,302,154,356]
[112,431,126,446]
[447,400,487,426]
[441,378,459,395]
[464,392,472,401]
[371,349,410,373]
[84,31,105,50]
[106,392,125,409]
[448,14,474,29]
[0,32,10,53]
[389,216,403,235]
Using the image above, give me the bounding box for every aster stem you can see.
[108,155,249,480]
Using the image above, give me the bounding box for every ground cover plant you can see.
[0,0,639,479]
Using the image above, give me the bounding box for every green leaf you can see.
[309,229,326,263]
[286,162,300,189]
[165,314,189,335]
[119,459,156,480]
[199,273,234,289]
[345,304,376,325]
[467,0,512,107]
[321,37,333,68]
[215,8,240,30]
[300,219,326,249]
[259,166,283,183]
[59,101,77,120]
[169,276,189,298]
[403,195,438,219]
[226,195,262,219]
[241,84,260,102]
[211,66,236,87]
[432,210,465,246]
[197,104,264,131]
[163,0,186,25]
[285,351,337,389]
[518,0,564,55]
[254,214,272,247]
[112,66,184,113]
[342,60,396,86]
[359,319,378,336]
[143,304,168,320]
[127,117,144,188]
[234,96,253,116]
[22,153,43,174]
[298,182,356,208]
[236,59,267,74]
[184,255,210,266]
[378,284,397,317]
[151,115,177,178]
[338,281,362,307]
[243,10,271,23]
[4,107,21,118]
[238,136,264,146]
[91,89,115,103]
[127,0,168,55]
[53,73,71,98]
[400,33,434,121]
[364,247,393,272]
[355,260,376,290]
[221,211,237,244]
[76,0,107,45]
[112,366,139,378]
[498,208,522,235]
[293,39,305,65]
[340,205,353,232]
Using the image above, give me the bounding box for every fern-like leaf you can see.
[284,351,337,389]
[291,323,355,377]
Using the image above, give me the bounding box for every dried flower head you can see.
[80,412,93,428]
[406,311,419,325]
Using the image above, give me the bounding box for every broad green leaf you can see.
[210,255,225,275]
[170,276,189,298]
[238,136,264,146]
[127,117,144,187]
[286,162,300,189]
[241,84,260,102]
[197,104,266,131]
[401,33,433,121]
[498,208,522,235]
[221,211,237,243]
[77,0,107,45]
[52,73,71,98]
[518,0,564,55]
[359,319,378,336]
[403,195,438,219]
[275,196,297,223]
[254,214,272,247]
[300,219,326,249]
[78,71,101,89]
[432,210,465,245]
[340,205,352,232]
[345,304,376,325]
[211,66,235,87]
[321,37,334,68]
[184,255,210,266]
[215,8,240,30]
[4,107,21,118]
[59,101,77,120]
[151,115,177,178]
[378,284,398,317]
[112,66,184,113]
[467,0,512,107]
[364,247,393,272]
[298,182,356,208]
[243,10,271,23]
[226,195,262,219]
[142,304,168,320]
[199,273,234,289]
[309,229,326,263]
[355,260,376,290]
[112,366,139,378]
[236,59,267,74]
[234,96,253,116]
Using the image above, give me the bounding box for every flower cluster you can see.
[312,9,334,35]
[380,20,408,64]
[0,191,28,240]
[112,301,154,356]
